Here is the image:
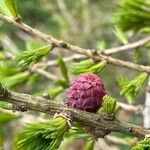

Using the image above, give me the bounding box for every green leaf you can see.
[100,95,117,113]
[59,123,92,150]
[0,0,12,16]
[0,61,18,77]
[16,45,51,69]
[25,41,41,51]
[0,52,6,60]
[0,101,12,110]
[132,138,150,150]
[0,61,31,88]
[96,40,107,50]
[0,113,18,126]
[2,72,30,88]
[27,74,39,85]
[140,27,150,34]
[65,122,90,139]
[84,138,95,150]
[133,48,142,63]
[70,59,106,75]
[57,56,69,82]
[4,0,18,17]
[113,26,128,44]
[17,117,69,150]
[55,79,68,88]
[70,59,94,75]
[49,86,64,98]
[117,73,148,103]
[88,61,107,74]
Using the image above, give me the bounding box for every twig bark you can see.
[0,14,149,73]
[104,37,150,55]
[0,83,149,138]
[31,68,58,81]
[118,102,142,114]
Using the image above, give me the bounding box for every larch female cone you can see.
[65,73,106,112]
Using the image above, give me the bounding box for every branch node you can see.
[58,41,68,48]
[42,93,51,100]
[88,125,111,139]
[50,43,57,49]
[0,84,8,98]
[127,127,132,132]
[91,49,99,62]
[54,111,73,128]
[12,103,27,112]
[101,113,115,121]
[14,16,21,23]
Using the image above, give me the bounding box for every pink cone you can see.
[65,73,106,112]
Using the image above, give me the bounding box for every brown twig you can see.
[104,37,150,55]
[105,135,138,146]
[118,102,142,114]
[30,67,58,81]
[0,83,149,138]
[0,14,149,73]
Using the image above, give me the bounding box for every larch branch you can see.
[0,83,149,138]
[0,14,150,73]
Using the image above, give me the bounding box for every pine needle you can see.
[2,72,30,88]
[17,117,69,150]
[117,73,148,103]
[70,59,106,75]
[113,0,150,31]
[16,45,51,69]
